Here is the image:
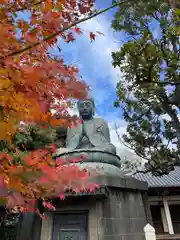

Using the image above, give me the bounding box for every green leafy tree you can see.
[111,0,180,175]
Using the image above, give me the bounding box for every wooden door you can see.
[52,213,88,240]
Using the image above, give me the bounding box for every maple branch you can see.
[0,0,128,60]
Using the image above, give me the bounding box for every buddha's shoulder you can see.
[94,117,107,124]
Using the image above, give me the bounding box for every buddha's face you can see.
[78,100,94,120]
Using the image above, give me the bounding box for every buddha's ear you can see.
[92,107,95,116]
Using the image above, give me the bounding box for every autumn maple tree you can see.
[0,0,104,215]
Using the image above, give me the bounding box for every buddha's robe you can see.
[66,118,116,154]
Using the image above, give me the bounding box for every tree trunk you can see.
[156,89,180,150]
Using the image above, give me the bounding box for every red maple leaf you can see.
[42,201,56,211]
[66,32,75,43]
[59,193,65,200]
[74,26,82,35]
[89,32,96,41]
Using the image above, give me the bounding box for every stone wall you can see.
[40,185,147,239]
[102,189,147,240]
[40,197,104,240]
[17,175,148,240]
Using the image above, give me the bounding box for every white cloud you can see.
[67,107,78,116]
[109,119,127,152]
[160,113,171,121]
[51,13,122,87]
[79,15,121,86]
[107,118,143,166]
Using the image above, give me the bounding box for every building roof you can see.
[134,166,180,188]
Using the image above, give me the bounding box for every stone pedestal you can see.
[38,175,148,240]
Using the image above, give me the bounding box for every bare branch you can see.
[151,81,180,86]
[114,122,150,161]
[135,169,151,174]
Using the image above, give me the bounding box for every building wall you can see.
[148,194,180,238]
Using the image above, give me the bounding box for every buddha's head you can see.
[77,98,95,120]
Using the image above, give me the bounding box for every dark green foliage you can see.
[0,124,63,153]
[112,0,180,175]
[14,124,56,151]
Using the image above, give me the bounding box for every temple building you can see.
[135,166,180,240]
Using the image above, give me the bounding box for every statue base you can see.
[22,150,149,240]
[53,149,124,176]
[37,174,148,240]
[73,162,127,176]
[54,149,121,169]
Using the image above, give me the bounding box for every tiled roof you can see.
[134,166,180,188]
